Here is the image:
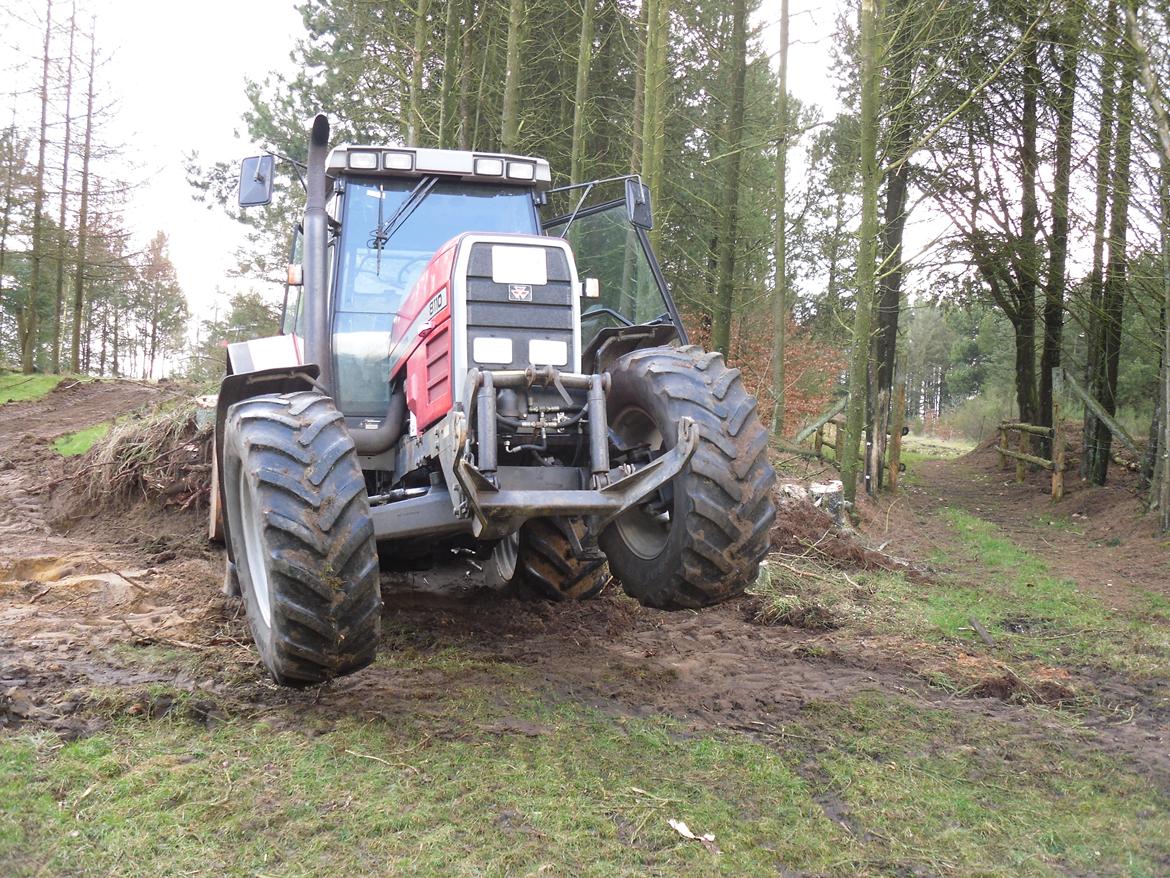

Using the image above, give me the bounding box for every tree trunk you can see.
[500,0,524,151]
[709,0,746,358]
[438,0,459,148]
[1039,7,1082,453]
[569,0,594,183]
[70,27,95,374]
[639,0,669,252]
[21,0,53,374]
[842,0,881,504]
[1089,40,1136,486]
[457,0,474,149]
[1016,26,1040,425]
[1125,2,1170,527]
[629,0,647,173]
[1084,2,1118,476]
[770,0,789,437]
[52,6,76,374]
[407,0,431,146]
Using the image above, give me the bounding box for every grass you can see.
[52,422,111,456]
[0,373,67,405]
[752,506,1170,699]
[2,684,1167,877]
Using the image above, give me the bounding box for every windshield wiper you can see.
[368,176,438,273]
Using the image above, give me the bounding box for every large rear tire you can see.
[600,345,776,609]
[222,390,381,686]
[490,517,608,601]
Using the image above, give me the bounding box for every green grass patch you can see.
[0,373,66,404]
[3,687,1167,876]
[797,693,1170,875]
[52,422,112,457]
[754,507,1170,688]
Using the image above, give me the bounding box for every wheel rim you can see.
[237,475,272,626]
[492,531,520,581]
[612,407,672,559]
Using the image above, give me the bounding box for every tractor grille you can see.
[464,242,575,371]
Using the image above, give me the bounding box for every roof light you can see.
[348,151,378,170]
[474,157,504,176]
[507,161,535,181]
[383,150,413,170]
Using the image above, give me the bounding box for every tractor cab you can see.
[277,143,682,419]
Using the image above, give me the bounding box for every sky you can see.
[4,0,846,322]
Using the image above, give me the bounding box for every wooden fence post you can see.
[1052,402,1065,501]
[814,425,824,459]
[1016,429,1027,484]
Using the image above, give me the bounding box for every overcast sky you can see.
[4,0,845,322]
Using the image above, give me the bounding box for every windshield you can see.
[545,203,671,350]
[332,178,539,415]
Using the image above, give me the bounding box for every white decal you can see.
[491,245,547,286]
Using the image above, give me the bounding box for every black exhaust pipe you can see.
[303,113,332,394]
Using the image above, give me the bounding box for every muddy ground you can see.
[1,381,1168,792]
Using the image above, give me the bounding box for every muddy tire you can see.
[222,390,381,686]
[600,345,776,609]
[490,517,608,601]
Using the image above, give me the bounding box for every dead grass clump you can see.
[77,401,212,510]
[748,556,862,630]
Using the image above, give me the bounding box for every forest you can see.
[4,0,1170,525]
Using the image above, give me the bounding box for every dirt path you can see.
[882,449,1170,612]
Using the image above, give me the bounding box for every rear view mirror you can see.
[625,178,653,230]
[238,155,275,207]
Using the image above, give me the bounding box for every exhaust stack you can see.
[303,113,332,393]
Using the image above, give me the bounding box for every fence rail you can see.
[996,402,1067,500]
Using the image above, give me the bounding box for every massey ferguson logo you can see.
[508,284,532,302]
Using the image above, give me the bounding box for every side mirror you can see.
[238,155,275,207]
[625,178,653,230]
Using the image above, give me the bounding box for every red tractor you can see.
[215,114,775,685]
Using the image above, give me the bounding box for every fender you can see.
[210,364,321,550]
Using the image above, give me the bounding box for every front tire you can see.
[222,391,381,686]
[601,345,776,609]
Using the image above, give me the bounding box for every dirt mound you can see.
[771,488,902,572]
[73,402,212,512]
[0,378,181,445]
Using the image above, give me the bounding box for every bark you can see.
[21,0,53,374]
[500,0,524,151]
[709,0,747,358]
[1089,43,1135,486]
[770,0,789,436]
[842,0,880,504]
[52,5,76,374]
[569,0,595,183]
[70,28,95,374]
[1039,7,1081,452]
[407,0,431,146]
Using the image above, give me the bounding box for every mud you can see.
[1,386,1168,792]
